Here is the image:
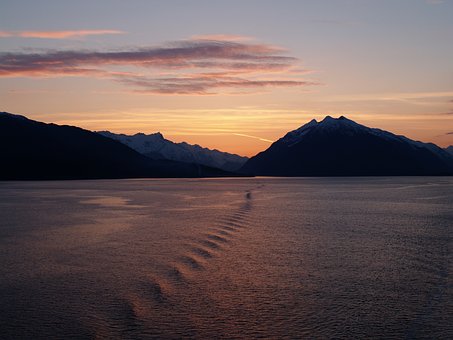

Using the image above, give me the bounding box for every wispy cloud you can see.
[232,133,274,143]
[327,91,453,105]
[446,132,453,135]
[0,29,124,39]
[190,34,252,41]
[0,36,316,94]
[120,74,316,95]
[441,99,453,115]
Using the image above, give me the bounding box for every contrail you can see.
[233,133,274,143]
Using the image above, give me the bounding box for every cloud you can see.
[232,133,274,143]
[425,0,444,4]
[190,34,252,41]
[0,30,124,39]
[446,132,453,135]
[119,74,317,95]
[0,37,316,94]
[328,91,453,105]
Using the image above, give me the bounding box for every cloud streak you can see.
[233,133,274,143]
[0,37,316,94]
[0,29,124,39]
[120,74,316,95]
[190,34,252,41]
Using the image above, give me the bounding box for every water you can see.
[0,177,452,339]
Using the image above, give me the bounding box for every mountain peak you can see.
[321,115,335,122]
[319,115,356,124]
[241,116,453,176]
[98,130,248,172]
[0,111,29,121]
[281,116,362,145]
[316,116,364,133]
[134,132,164,139]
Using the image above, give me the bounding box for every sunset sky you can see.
[1,0,452,156]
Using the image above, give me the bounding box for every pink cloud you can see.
[0,37,317,94]
[190,34,253,41]
[0,29,124,39]
[119,74,318,95]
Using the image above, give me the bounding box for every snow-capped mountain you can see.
[98,131,248,172]
[241,116,453,176]
[0,112,234,180]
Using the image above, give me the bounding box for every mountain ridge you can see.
[446,145,453,156]
[97,130,248,172]
[2,112,452,179]
[241,116,453,176]
[0,112,237,180]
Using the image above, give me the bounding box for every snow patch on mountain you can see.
[280,116,453,162]
[281,119,318,145]
[98,131,248,171]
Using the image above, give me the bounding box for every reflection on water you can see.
[80,196,132,207]
[0,177,452,339]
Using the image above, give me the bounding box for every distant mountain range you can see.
[0,112,235,180]
[98,131,248,172]
[1,112,452,180]
[241,116,453,176]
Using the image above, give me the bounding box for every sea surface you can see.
[0,177,452,339]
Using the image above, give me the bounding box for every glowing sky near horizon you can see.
[1,0,452,156]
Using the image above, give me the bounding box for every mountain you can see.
[241,116,453,176]
[97,131,248,171]
[446,146,453,156]
[0,112,236,180]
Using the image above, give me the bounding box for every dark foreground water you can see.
[0,177,452,339]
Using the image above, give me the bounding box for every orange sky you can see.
[1,1,452,157]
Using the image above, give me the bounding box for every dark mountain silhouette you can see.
[0,112,235,180]
[446,145,453,157]
[241,116,453,176]
[98,131,248,171]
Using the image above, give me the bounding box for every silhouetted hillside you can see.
[241,116,453,176]
[0,112,235,180]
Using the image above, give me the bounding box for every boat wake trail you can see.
[116,187,259,336]
[167,188,255,284]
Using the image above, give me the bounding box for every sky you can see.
[1,0,452,156]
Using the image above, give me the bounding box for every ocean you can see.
[0,177,452,338]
